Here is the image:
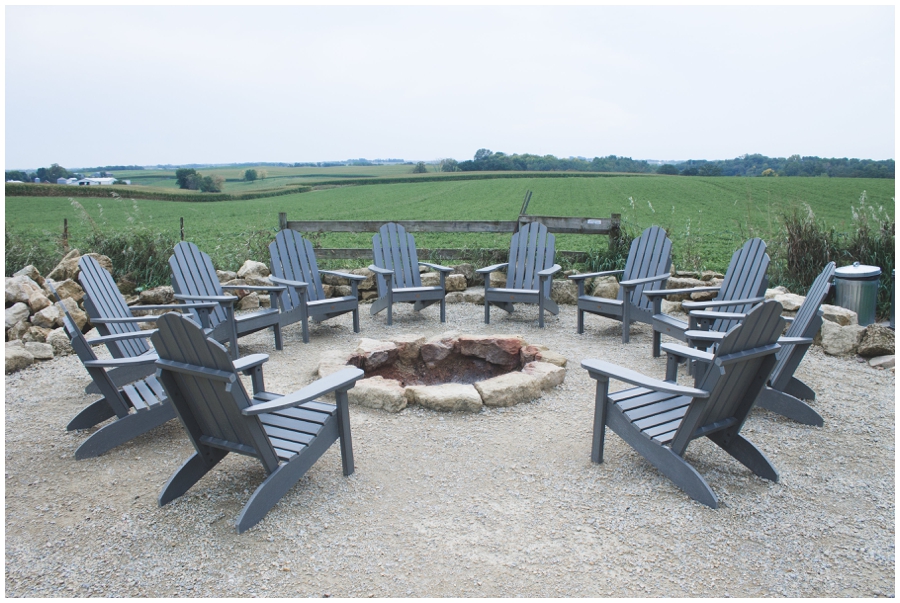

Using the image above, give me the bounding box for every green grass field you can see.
[7,173,893,275]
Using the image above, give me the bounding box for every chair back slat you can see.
[711,238,770,332]
[624,226,672,310]
[673,301,784,451]
[78,256,150,358]
[372,223,422,293]
[151,313,280,472]
[170,242,228,327]
[270,230,326,308]
[507,222,555,293]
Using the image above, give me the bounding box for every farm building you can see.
[76,177,116,186]
[57,177,79,185]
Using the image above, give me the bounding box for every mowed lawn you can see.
[6,175,893,272]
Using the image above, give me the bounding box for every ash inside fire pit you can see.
[317,333,568,413]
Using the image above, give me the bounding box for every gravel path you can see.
[5,300,895,597]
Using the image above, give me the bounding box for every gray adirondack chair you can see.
[477,221,561,328]
[169,241,286,359]
[50,291,175,460]
[644,237,769,357]
[568,225,672,342]
[369,222,453,325]
[681,262,836,426]
[268,229,366,343]
[582,300,785,508]
[78,255,214,393]
[151,312,363,533]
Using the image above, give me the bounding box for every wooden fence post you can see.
[180,217,184,241]
[63,218,69,251]
[609,213,622,250]
[278,212,287,231]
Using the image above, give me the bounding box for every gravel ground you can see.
[5,299,895,597]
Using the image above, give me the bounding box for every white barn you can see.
[76,177,116,186]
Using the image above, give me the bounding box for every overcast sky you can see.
[5,5,895,169]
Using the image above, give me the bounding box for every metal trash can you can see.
[834,262,881,326]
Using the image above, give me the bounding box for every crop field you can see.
[7,173,893,276]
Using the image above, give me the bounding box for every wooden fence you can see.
[276,192,621,263]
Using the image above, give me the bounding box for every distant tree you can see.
[697,164,723,177]
[175,168,200,190]
[35,163,71,182]
[439,158,459,172]
[199,175,224,193]
[474,148,493,162]
[257,169,267,179]
[656,164,680,175]
[412,161,428,174]
[680,168,699,176]
[5,170,30,182]
[244,169,258,182]
[761,168,777,177]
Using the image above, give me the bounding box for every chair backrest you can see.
[372,223,422,294]
[151,313,281,473]
[770,261,836,387]
[621,225,672,310]
[78,255,150,359]
[169,241,228,328]
[269,229,327,309]
[506,221,556,295]
[711,238,770,332]
[672,301,784,453]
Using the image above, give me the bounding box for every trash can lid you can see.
[835,262,882,279]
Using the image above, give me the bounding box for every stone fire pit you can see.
[316,333,567,412]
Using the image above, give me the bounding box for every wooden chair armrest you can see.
[681,296,764,311]
[619,273,671,288]
[268,276,309,290]
[568,269,623,281]
[84,355,159,368]
[419,262,453,273]
[221,284,286,293]
[91,316,164,324]
[85,331,157,346]
[643,286,719,300]
[233,353,269,373]
[174,293,236,304]
[683,329,726,344]
[778,336,813,346]
[318,270,367,282]
[581,359,709,398]
[476,263,508,274]
[242,368,365,415]
[660,343,716,364]
[537,264,562,278]
[367,265,394,276]
[126,302,218,312]
[688,309,748,322]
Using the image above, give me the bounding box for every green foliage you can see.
[5,231,62,277]
[244,169,258,182]
[35,163,74,183]
[412,162,428,174]
[458,149,655,174]
[199,175,224,193]
[670,153,894,178]
[582,227,636,273]
[656,164,679,175]
[175,168,200,190]
[439,159,459,173]
[5,170,30,182]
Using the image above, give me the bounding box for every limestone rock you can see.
[522,361,566,391]
[322,284,334,298]
[5,345,34,374]
[446,274,467,292]
[316,350,353,379]
[333,285,353,298]
[237,292,260,311]
[420,336,456,367]
[47,251,111,282]
[818,321,866,356]
[13,265,44,286]
[551,280,578,305]
[451,263,475,285]
[590,276,619,300]
[666,277,706,301]
[857,324,895,358]
[30,304,62,329]
[868,355,895,369]
[348,377,408,412]
[321,272,350,287]
[139,286,175,305]
[22,326,52,343]
[349,268,376,291]
[388,335,427,364]
[774,293,805,312]
[700,270,725,282]
[489,272,507,289]
[765,286,790,300]
[350,338,399,371]
[5,277,30,305]
[236,260,270,279]
[445,292,465,304]
[24,282,52,314]
[216,270,237,283]
[475,372,541,407]
[689,288,719,302]
[60,298,88,331]
[661,299,683,315]
[360,290,378,302]
[457,335,524,367]
[24,341,54,360]
[6,303,30,329]
[406,383,482,413]
[463,288,485,305]
[47,328,74,356]
[420,272,441,287]
[534,349,567,367]
[50,278,85,304]
[7,320,30,341]
[821,304,858,326]
[116,276,137,296]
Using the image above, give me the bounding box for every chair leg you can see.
[335,389,355,476]
[484,299,490,324]
[652,329,662,358]
[67,398,116,431]
[591,378,610,464]
[709,431,779,483]
[577,308,584,334]
[352,308,360,333]
[272,322,283,351]
[439,296,446,323]
[159,448,227,506]
[622,304,631,344]
[74,404,176,460]
[782,377,816,402]
[755,386,824,427]
[538,295,545,328]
